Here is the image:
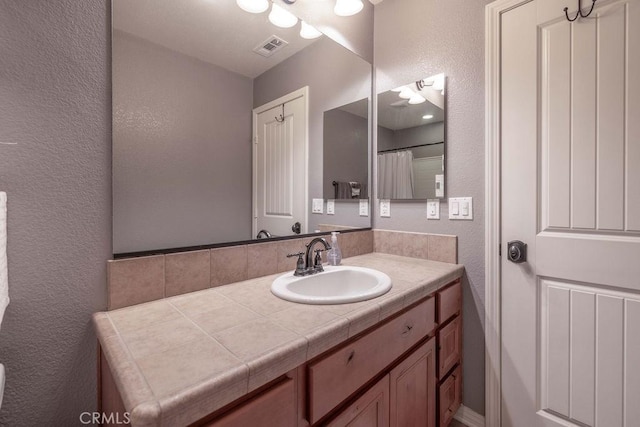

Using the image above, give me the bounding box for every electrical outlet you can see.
[427,199,440,219]
[359,199,369,217]
[380,199,391,217]
[326,199,335,215]
[312,198,324,214]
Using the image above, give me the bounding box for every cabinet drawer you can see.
[437,281,461,324]
[204,378,296,427]
[438,365,461,427]
[309,297,436,424]
[438,315,461,379]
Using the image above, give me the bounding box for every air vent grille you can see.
[253,35,289,57]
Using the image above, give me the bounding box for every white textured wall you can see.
[374,0,490,414]
[0,0,111,424]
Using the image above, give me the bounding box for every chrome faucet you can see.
[286,237,331,276]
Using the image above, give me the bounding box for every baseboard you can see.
[454,404,485,427]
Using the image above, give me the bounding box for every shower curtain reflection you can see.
[377,150,414,199]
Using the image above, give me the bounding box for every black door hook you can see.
[564,0,597,22]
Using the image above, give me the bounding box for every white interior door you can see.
[500,0,640,426]
[253,90,307,238]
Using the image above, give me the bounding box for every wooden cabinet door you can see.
[327,375,390,427]
[389,338,436,427]
[438,316,461,379]
[204,378,296,427]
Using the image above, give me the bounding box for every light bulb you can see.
[422,114,434,120]
[334,0,363,17]
[398,87,414,99]
[236,0,269,14]
[269,3,298,28]
[432,74,445,91]
[391,87,404,92]
[408,93,426,104]
[300,21,322,39]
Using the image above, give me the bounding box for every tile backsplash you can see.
[107,229,456,309]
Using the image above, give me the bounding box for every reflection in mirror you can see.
[377,74,446,200]
[112,0,372,254]
[323,98,369,200]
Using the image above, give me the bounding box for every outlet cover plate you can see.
[326,199,335,215]
[427,199,440,219]
[312,198,324,214]
[380,199,391,217]
[359,200,369,217]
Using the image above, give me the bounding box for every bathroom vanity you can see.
[95,253,463,427]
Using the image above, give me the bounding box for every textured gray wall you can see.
[254,37,372,233]
[323,109,369,199]
[0,0,111,424]
[112,31,253,253]
[374,0,490,414]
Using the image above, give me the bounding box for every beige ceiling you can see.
[113,0,321,78]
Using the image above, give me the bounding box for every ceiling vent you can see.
[253,35,289,57]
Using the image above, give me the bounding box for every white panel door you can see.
[500,1,640,426]
[254,94,306,238]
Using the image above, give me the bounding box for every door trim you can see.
[252,86,309,238]
[484,1,533,426]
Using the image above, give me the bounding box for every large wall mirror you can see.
[377,74,446,200]
[112,0,372,254]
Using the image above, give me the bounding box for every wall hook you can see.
[275,103,285,123]
[564,0,597,22]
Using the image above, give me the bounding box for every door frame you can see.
[484,1,532,426]
[252,86,309,238]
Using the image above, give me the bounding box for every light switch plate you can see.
[435,174,444,198]
[359,199,369,217]
[326,199,335,215]
[312,198,324,214]
[380,199,391,217]
[427,199,440,220]
[449,197,473,220]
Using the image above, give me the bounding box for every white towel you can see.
[0,192,9,328]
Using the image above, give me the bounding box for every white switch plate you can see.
[449,197,473,220]
[312,198,324,214]
[380,199,391,217]
[359,199,369,217]
[326,199,335,215]
[427,199,440,220]
[435,174,444,198]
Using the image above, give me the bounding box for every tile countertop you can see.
[93,253,464,427]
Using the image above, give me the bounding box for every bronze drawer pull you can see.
[347,350,355,363]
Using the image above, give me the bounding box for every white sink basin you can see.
[271,266,392,305]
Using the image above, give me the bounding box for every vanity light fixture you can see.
[236,0,270,14]
[408,93,426,104]
[422,114,434,120]
[269,3,298,28]
[334,0,364,16]
[398,87,414,99]
[300,21,322,39]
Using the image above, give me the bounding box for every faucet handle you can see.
[286,252,305,258]
[313,249,325,271]
[287,252,306,276]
